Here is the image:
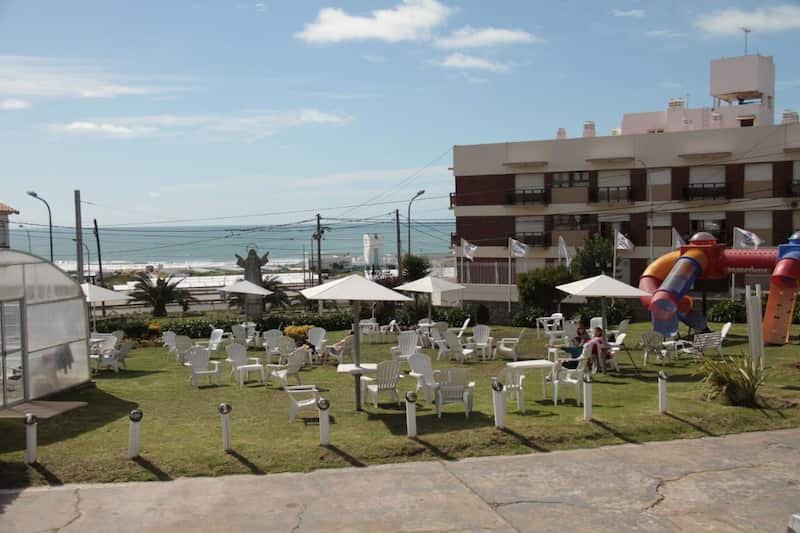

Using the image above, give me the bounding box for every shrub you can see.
[517,266,574,314]
[703,353,766,407]
[95,317,151,339]
[401,254,431,281]
[707,300,746,323]
[511,307,545,327]
[470,303,490,324]
[284,325,313,341]
[432,306,468,327]
[574,300,631,328]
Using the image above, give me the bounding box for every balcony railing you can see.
[790,181,800,197]
[449,192,457,209]
[684,183,727,200]
[593,186,631,202]
[450,232,459,247]
[506,188,548,205]
[512,232,549,247]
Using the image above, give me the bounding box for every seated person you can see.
[584,327,611,372]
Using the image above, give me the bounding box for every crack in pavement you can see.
[642,463,765,512]
[34,488,82,533]
[291,503,307,533]
[492,499,573,509]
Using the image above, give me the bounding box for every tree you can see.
[401,253,431,281]
[516,265,574,313]
[263,275,291,310]
[570,234,614,278]
[130,272,193,317]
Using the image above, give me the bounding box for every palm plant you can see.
[130,272,193,317]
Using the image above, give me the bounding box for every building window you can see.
[572,171,590,186]
[552,172,570,188]
[647,128,665,134]
[553,215,576,230]
[552,171,589,188]
[691,219,725,240]
[740,118,754,127]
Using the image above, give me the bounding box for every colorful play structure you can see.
[639,231,800,345]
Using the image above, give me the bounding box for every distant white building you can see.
[363,233,385,266]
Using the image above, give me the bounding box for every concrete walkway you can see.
[2,429,798,532]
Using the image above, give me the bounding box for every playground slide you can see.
[763,252,800,345]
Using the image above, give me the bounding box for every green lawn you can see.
[1,322,799,488]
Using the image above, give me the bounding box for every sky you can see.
[2,0,800,228]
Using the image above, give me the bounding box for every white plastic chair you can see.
[447,317,471,338]
[262,329,283,362]
[468,324,494,361]
[92,340,134,372]
[174,335,193,364]
[604,333,624,372]
[500,367,526,413]
[285,385,320,422]
[641,331,666,365]
[390,330,419,363]
[162,331,177,352]
[444,331,474,363]
[429,327,450,360]
[720,322,732,348]
[267,347,307,386]
[435,368,475,418]
[198,328,224,353]
[589,316,604,331]
[494,329,526,361]
[272,335,297,364]
[359,319,379,343]
[408,353,439,404]
[327,335,353,364]
[225,343,265,386]
[188,346,221,387]
[608,319,630,339]
[551,344,591,405]
[361,360,402,408]
[307,327,327,364]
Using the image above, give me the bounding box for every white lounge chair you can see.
[225,343,265,386]
[678,331,725,359]
[641,331,666,365]
[444,331,474,363]
[188,346,221,387]
[408,353,439,404]
[500,367,526,413]
[608,319,630,339]
[162,331,177,352]
[285,385,320,422]
[447,317,471,338]
[307,327,327,364]
[494,328,526,361]
[435,368,475,418]
[429,327,449,360]
[361,360,402,408]
[267,347,307,386]
[551,344,591,406]
[467,324,494,361]
[327,335,353,365]
[390,330,420,364]
[174,335,193,364]
[92,340,134,372]
[198,328,224,353]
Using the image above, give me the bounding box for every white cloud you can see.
[434,26,540,49]
[645,29,684,38]
[0,55,176,99]
[48,109,351,140]
[296,0,451,43]
[437,53,509,72]
[363,54,386,63]
[697,5,800,36]
[612,9,645,17]
[0,98,30,110]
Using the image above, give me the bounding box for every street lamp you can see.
[73,239,91,280]
[26,191,53,262]
[407,189,425,257]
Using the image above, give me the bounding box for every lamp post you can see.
[26,191,53,262]
[635,159,653,263]
[406,190,425,257]
[73,239,91,279]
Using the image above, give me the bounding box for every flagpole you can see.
[507,237,512,313]
[612,232,617,281]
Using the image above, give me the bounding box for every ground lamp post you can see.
[407,189,425,257]
[26,190,53,262]
[301,275,411,411]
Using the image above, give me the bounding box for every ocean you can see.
[9,221,455,273]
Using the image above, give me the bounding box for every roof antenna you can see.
[740,27,751,55]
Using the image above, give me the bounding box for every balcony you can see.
[512,232,549,247]
[592,186,631,203]
[449,192,457,209]
[790,181,800,197]
[684,183,727,200]
[506,188,548,205]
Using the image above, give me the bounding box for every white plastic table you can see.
[506,359,555,397]
[336,363,378,375]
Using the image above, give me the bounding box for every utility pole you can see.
[93,219,106,317]
[74,190,84,282]
[395,209,402,280]
[315,214,323,286]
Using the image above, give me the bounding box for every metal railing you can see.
[790,181,800,197]
[684,183,727,200]
[506,188,548,205]
[511,232,549,247]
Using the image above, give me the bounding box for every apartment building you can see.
[450,54,800,306]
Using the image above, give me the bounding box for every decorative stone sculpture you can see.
[235,248,270,321]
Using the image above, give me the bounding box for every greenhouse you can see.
[0,249,90,408]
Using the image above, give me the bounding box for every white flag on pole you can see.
[509,238,528,258]
[461,238,478,261]
[558,235,572,267]
[615,232,635,251]
[672,227,686,249]
[733,227,763,249]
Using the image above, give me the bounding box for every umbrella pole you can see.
[428,295,432,321]
[352,301,362,411]
[601,296,608,373]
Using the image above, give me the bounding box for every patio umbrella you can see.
[219,280,274,296]
[80,283,132,332]
[556,274,650,371]
[394,276,465,319]
[301,274,411,410]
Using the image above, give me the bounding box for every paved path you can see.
[2,429,799,532]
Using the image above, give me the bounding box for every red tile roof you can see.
[0,202,20,215]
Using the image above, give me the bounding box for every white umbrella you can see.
[301,275,411,410]
[395,276,465,319]
[219,280,274,296]
[80,283,132,332]
[557,274,648,372]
